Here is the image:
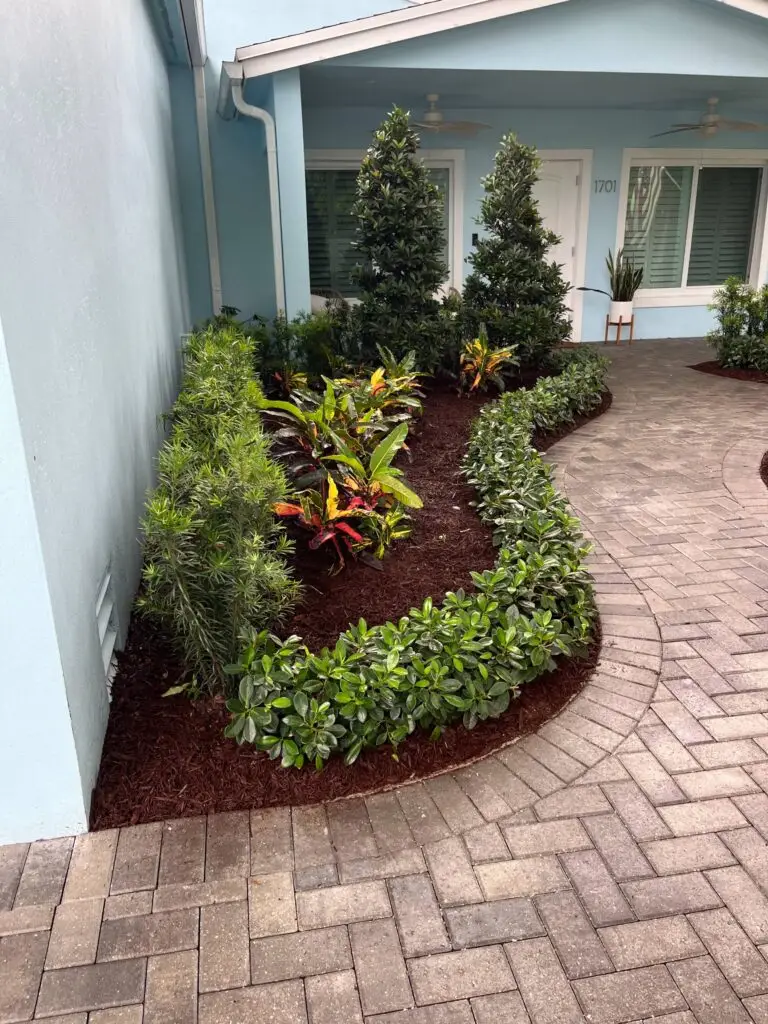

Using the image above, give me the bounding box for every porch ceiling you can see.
[300,66,768,112]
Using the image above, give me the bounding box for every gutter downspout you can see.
[193,66,223,315]
[230,79,287,314]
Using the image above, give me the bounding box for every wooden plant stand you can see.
[604,314,635,346]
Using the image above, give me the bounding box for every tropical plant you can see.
[273,476,372,571]
[137,324,300,692]
[463,134,572,368]
[348,107,449,372]
[225,353,607,767]
[325,423,423,509]
[363,504,413,560]
[460,325,518,392]
[579,248,644,302]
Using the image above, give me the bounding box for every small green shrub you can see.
[708,277,768,372]
[137,324,300,691]
[224,354,607,768]
[460,325,518,392]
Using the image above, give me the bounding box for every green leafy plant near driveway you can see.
[137,323,300,692]
[225,351,608,768]
[708,277,768,373]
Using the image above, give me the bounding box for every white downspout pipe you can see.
[230,80,287,314]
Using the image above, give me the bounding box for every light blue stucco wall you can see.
[0,0,190,841]
[304,103,768,341]
[0,316,87,841]
[332,0,768,77]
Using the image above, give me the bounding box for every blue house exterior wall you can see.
[192,0,768,338]
[304,102,768,341]
[0,0,190,842]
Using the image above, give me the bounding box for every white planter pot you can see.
[609,300,633,323]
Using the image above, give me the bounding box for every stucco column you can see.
[272,68,311,318]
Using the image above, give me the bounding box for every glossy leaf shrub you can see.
[225,351,608,768]
[708,277,768,373]
[464,134,572,369]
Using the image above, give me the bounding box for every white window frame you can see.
[615,148,768,308]
[304,149,465,293]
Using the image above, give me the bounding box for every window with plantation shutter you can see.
[305,164,451,298]
[306,169,360,298]
[687,167,761,286]
[620,155,765,298]
[623,166,693,288]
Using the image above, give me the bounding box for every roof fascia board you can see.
[235,0,569,78]
[711,0,768,17]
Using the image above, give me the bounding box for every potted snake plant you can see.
[580,248,644,322]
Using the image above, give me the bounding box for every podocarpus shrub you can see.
[138,324,300,692]
[349,107,448,373]
[464,134,572,369]
[708,277,768,373]
[225,350,608,769]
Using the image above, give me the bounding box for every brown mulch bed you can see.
[690,360,768,384]
[284,385,496,651]
[90,385,612,830]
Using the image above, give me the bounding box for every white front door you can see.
[534,159,583,338]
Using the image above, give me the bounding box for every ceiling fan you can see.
[653,97,768,138]
[413,94,491,137]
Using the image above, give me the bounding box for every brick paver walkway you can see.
[3,339,768,1024]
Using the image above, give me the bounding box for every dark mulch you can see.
[284,385,497,651]
[90,383,612,830]
[690,360,768,384]
[90,618,600,828]
[761,450,768,490]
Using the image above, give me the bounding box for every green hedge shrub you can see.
[225,350,608,768]
[708,277,768,372]
[137,324,300,692]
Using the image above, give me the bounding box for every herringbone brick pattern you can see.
[3,339,768,1023]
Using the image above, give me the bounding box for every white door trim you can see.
[537,149,592,343]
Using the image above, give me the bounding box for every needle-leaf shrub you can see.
[225,351,607,768]
[137,324,300,691]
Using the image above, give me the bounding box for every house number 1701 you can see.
[594,179,617,193]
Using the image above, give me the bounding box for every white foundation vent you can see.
[95,568,119,701]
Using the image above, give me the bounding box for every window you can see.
[305,155,458,298]
[619,154,767,301]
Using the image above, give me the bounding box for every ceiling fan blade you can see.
[719,119,768,131]
[651,126,701,137]
[413,121,441,132]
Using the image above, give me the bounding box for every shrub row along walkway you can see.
[3,339,768,1024]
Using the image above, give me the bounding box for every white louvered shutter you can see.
[687,167,761,286]
[623,165,693,288]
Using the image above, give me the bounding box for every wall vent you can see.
[95,568,119,700]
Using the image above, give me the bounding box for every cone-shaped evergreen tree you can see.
[350,107,448,371]
[464,134,571,367]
